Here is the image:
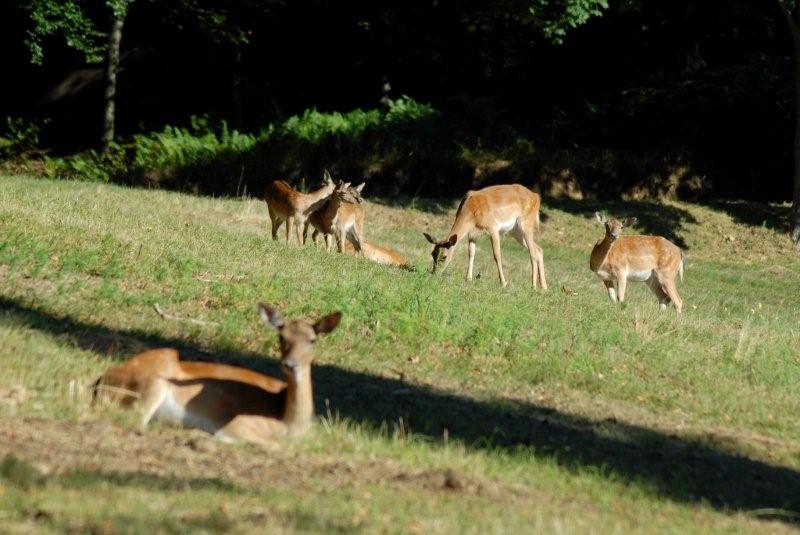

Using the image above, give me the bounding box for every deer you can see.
[305,181,366,254]
[305,181,364,251]
[590,213,684,313]
[264,170,335,245]
[423,184,546,289]
[92,304,341,445]
[344,240,413,270]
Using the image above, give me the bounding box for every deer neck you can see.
[307,196,331,218]
[590,235,616,271]
[306,183,334,205]
[282,366,314,436]
[447,212,476,248]
[323,195,345,222]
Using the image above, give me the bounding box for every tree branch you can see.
[153,303,219,326]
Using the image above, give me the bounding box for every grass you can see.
[0,175,799,533]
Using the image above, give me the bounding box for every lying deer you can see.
[590,213,684,313]
[306,181,366,254]
[264,170,335,244]
[344,240,413,270]
[423,184,546,289]
[93,304,341,444]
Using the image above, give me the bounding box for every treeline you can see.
[0,1,796,202]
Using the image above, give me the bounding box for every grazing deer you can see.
[264,171,335,244]
[423,184,546,289]
[344,240,413,270]
[93,304,341,445]
[307,181,366,254]
[590,213,684,313]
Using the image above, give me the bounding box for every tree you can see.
[26,0,134,152]
[777,0,800,248]
[527,0,610,43]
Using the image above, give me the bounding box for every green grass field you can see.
[1,175,799,533]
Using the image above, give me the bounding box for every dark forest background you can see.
[0,0,796,205]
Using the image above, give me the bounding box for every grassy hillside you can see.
[0,175,799,533]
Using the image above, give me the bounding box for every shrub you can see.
[0,117,49,157]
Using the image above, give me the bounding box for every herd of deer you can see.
[93,171,685,446]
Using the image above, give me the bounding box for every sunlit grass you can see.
[1,175,799,533]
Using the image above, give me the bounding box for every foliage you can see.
[0,117,49,156]
[23,0,136,65]
[25,0,106,64]
[528,0,610,43]
[40,97,444,191]
[43,145,129,183]
[131,116,256,170]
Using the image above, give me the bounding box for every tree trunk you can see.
[102,16,124,152]
[779,1,800,248]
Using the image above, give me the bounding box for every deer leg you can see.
[489,230,507,288]
[511,223,534,286]
[353,220,366,255]
[286,217,294,244]
[324,233,333,251]
[616,273,628,303]
[466,239,476,281]
[660,273,683,314]
[138,380,168,428]
[603,280,617,302]
[336,228,346,253]
[521,225,546,290]
[295,216,305,245]
[270,213,282,241]
[647,276,670,310]
[348,228,365,255]
[534,243,547,290]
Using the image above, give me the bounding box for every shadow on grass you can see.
[700,200,790,232]
[2,295,799,524]
[544,198,698,249]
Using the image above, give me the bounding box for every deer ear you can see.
[622,217,638,227]
[354,182,365,193]
[595,212,607,225]
[447,234,458,247]
[258,303,284,329]
[342,182,352,189]
[323,169,332,182]
[314,312,342,335]
[423,232,438,244]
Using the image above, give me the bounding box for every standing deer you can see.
[305,181,364,251]
[93,304,341,445]
[423,184,546,289]
[307,181,366,254]
[264,170,335,244]
[590,213,684,313]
